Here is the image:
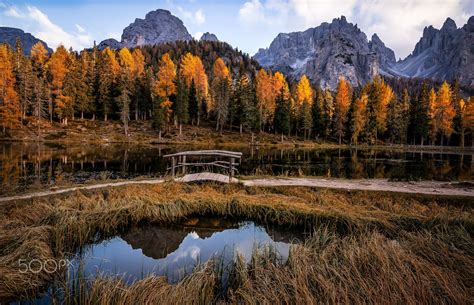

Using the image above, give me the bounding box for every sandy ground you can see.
[0,176,472,204]
[242,178,473,197]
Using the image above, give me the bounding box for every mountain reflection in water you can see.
[71,220,300,283]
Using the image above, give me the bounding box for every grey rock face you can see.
[0,27,52,54]
[200,32,218,42]
[121,9,192,48]
[253,16,395,89]
[98,9,192,50]
[390,16,474,87]
[97,38,122,50]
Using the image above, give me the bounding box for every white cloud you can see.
[194,9,205,25]
[4,6,24,18]
[194,31,203,40]
[177,6,206,25]
[75,24,86,33]
[353,0,473,58]
[1,5,93,50]
[238,0,288,26]
[239,0,474,59]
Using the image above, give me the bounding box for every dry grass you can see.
[0,182,473,303]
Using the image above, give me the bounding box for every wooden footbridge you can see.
[163,150,243,183]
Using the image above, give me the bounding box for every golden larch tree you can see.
[30,42,48,73]
[132,49,145,77]
[434,81,456,145]
[296,75,313,139]
[296,75,313,106]
[47,45,70,125]
[211,58,231,132]
[255,69,273,131]
[118,48,135,74]
[333,77,351,144]
[153,53,176,123]
[180,53,208,125]
[351,93,368,145]
[0,44,21,133]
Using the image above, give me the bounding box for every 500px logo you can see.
[18,259,72,274]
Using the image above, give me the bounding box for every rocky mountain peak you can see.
[441,17,457,31]
[370,33,382,44]
[390,16,473,87]
[98,9,192,50]
[0,27,52,54]
[253,16,395,89]
[200,32,218,42]
[465,16,474,32]
[121,9,192,48]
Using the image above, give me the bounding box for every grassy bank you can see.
[1,119,473,153]
[0,183,473,303]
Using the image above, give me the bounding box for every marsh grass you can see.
[0,182,473,303]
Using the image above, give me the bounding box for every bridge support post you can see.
[182,155,186,175]
[171,156,176,179]
[229,157,235,182]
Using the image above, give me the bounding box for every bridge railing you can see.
[163,150,242,180]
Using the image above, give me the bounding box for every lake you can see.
[0,142,472,195]
[12,218,305,304]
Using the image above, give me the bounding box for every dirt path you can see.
[242,178,473,197]
[0,177,472,203]
[0,179,164,203]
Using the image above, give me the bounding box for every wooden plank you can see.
[176,172,238,184]
[164,150,242,158]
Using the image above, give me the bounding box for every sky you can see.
[0,0,472,59]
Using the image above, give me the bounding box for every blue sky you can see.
[1,0,472,59]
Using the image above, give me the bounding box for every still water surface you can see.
[70,218,302,284]
[1,142,472,195]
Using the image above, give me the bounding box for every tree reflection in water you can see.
[0,142,472,195]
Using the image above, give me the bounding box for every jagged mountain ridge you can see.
[254,16,473,89]
[0,27,52,54]
[253,16,396,89]
[200,32,218,42]
[98,9,192,50]
[388,17,474,87]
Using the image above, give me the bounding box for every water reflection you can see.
[71,221,298,284]
[0,143,472,195]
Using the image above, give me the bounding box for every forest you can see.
[0,39,473,147]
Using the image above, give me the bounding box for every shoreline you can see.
[1,177,472,204]
[0,120,473,153]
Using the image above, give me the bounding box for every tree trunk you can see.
[339,134,342,145]
[460,129,465,148]
[158,130,162,140]
[179,124,182,136]
[135,100,138,121]
[104,114,108,122]
[81,112,84,120]
[92,114,95,121]
[239,124,242,136]
[281,133,284,142]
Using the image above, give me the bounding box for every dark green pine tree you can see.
[188,80,198,125]
[408,83,430,145]
[274,89,291,140]
[175,74,189,135]
[13,38,34,123]
[451,79,462,145]
[236,74,257,135]
[311,88,325,139]
[152,96,165,139]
